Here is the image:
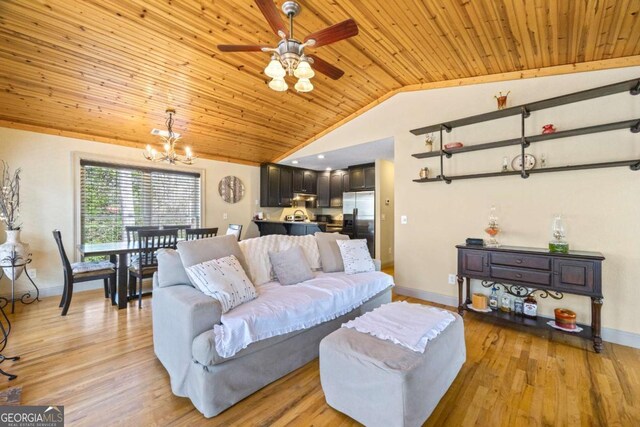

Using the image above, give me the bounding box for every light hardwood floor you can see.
[1,284,639,426]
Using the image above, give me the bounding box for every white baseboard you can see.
[393,286,640,350]
[394,285,458,308]
[1,281,105,300]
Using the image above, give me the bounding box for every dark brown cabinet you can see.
[348,163,375,191]
[292,168,317,194]
[260,164,293,207]
[317,171,331,208]
[329,169,348,208]
[456,245,605,353]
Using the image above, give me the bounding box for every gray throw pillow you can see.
[177,234,251,280]
[156,248,192,288]
[269,246,314,286]
[315,232,350,273]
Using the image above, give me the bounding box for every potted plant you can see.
[0,161,29,280]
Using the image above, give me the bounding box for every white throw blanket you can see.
[213,271,394,358]
[342,301,455,353]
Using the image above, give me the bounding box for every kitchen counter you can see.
[253,220,327,236]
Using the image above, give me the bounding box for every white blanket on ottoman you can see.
[342,301,455,353]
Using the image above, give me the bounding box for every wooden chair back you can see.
[226,224,243,241]
[52,230,72,276]
[126,225,160,243]
[135,229,178,269]
[185,227,218,241]
[161,224,192,239]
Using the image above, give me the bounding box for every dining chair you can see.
[125,225,160,243]
[225,224,243,241]
[129,229,178,308]
[185,227,218,240]
[161,224,192,239]
[52,230,117,316]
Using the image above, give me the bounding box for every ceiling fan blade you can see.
[304,19,358,47]
[255,0,289,38]
[218,44,268,52]
[308,55,345,80]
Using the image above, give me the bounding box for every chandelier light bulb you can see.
[294,58,315,79]
[269,76,288,92]
[294,77,313,93]
[185,147,192,158]
[264,56,286,79]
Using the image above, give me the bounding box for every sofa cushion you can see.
[178,234,250,277]
[315,232,350,273]
[238,235,281,286]
[277,235,321,270]
[156,249,192,288]
[185,255,257,313]
[337,239,376,275]
[269,246,314,286]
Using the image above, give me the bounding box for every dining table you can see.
[77,241,145,309]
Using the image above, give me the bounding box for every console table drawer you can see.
[491,253,551,270]
[553,259,595,293]
[491,266,552,286]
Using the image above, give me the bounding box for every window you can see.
[80,160,201,244]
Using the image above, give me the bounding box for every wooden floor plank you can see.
[1,281,639,426]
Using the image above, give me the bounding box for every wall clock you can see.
[511,154,536,171]
[218,176,245,204]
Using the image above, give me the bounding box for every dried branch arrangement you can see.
[0,161,21,230]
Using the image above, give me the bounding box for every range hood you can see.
[293,192,317,208]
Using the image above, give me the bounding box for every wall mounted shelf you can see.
[410,77,640,184]
[413,159,640,183]
[410,78,640,136]
[412,119,640,159]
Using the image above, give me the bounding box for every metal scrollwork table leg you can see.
[0,296,19,380]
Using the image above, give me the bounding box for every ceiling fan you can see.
[217,0,359,93]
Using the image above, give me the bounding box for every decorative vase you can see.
[542,124,556,134]
[419,167,429,179]
[0,229,30,280]
[494,91,510,110]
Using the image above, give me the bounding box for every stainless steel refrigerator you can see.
[342,191,375,257]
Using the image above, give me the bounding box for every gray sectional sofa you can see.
[152,234,393,418]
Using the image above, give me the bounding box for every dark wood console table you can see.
[456,245,605,353]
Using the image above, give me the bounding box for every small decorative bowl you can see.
[444,142,464,150]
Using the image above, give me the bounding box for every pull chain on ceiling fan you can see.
[218,0,359,93]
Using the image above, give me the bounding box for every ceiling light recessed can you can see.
[326,167,332,171]
[292,160,299,164]
[317,154,325,159]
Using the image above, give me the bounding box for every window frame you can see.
[72,151,206,261]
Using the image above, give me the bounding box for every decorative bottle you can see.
[514,297,524,316]
[523,295,538,318]
[489,286,499,311]
[549,214,569,253]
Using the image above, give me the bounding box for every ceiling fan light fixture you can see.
[294,58,315,79]
[269,76,288,92]
[294,77,313,93]
[264,55,286,78]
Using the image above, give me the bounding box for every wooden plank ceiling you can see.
[1,0,639,165]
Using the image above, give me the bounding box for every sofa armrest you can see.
[374,259,382,271]
[152,284,223,395]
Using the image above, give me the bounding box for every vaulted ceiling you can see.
[1,0,639,165]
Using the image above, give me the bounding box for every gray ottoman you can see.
[319,313,465,427]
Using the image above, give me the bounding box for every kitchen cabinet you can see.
[292,168,317,194]
[348,163,375,191]
[317,171,331,207]
[260,164,293,207]
[330,169,348,207]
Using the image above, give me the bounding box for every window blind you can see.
[80,160,201,244]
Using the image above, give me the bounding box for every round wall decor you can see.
[218,176,245,204]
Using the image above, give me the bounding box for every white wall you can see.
[0,127,261,295]
[376,159,395,267]
[286,66,640,345]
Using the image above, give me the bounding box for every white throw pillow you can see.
[336,239,375,275]
[185,255,257,313]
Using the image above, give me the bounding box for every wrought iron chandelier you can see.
[143,109,196,165]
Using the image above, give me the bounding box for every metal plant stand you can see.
[0,296,19,380]
[0,250,40,314]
